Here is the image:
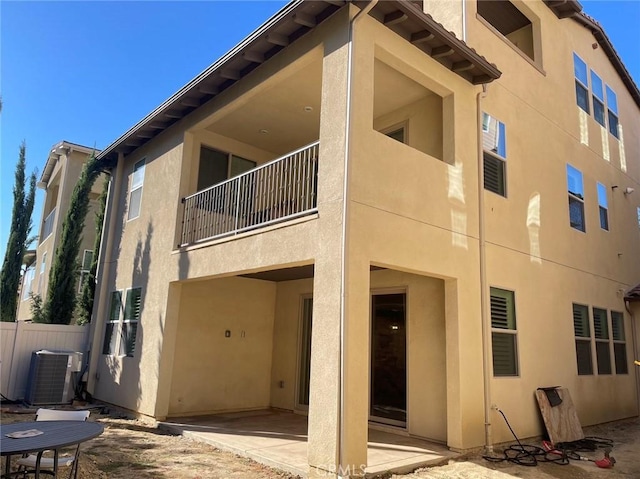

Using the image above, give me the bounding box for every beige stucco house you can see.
[86,0,640,477]
[16,141,103,322]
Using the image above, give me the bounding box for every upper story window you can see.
[22,265,36,301]
[478,0,537,62]
[573,53,589,113]
[572,53,621,139]
[567,164,585,232]
[590,71,605,126]
[198,146,256,191]
[597,182,608,231]
[78,250,94,293]
[482,113,507,197]
[606,85,619,138]
[127,159,146,220]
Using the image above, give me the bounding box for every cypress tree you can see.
[77,177,109,324]
[37,153,104,324]
[0,142,36,322]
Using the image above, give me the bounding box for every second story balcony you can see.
[40,207,56,243]
[180,142,319,246]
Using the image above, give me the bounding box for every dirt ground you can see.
[1,406,639,478]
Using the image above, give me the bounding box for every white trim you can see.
[127,158,146,221]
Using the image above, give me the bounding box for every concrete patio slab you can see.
[159,409,456,477]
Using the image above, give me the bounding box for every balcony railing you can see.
[180,141,319,246]
[40,208,56,243]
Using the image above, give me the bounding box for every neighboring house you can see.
[16,141,103,322]
[85,1,640,476]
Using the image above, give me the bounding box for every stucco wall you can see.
[269,270,447,442]
[168,276,276,416]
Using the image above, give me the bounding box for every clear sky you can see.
[1,1,639,262]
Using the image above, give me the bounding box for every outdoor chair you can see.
[16,408,90,479]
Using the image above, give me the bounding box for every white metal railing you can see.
[40,208,56,242]
[180,141,319,246]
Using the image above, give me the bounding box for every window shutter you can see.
[484,153,505,196]
[593,308,608,339]
[490,289,514,329]
[492,332,517,376]
[611,311,624,340]
[573,304,589,337]
[596,342,612,374]
[109,291,122,321]
[614,343,628,374]
[125,288,142,321]
[575,340,593,375]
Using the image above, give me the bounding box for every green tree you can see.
[76,177,109,325]
[0,142,36,322]
[33,153,112,324]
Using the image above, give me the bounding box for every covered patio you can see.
[159,409,456,477]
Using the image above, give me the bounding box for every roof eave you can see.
[96,0,501,163]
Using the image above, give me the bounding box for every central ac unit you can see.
[25,350,83,405]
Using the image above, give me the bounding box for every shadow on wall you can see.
[105,220,153,409]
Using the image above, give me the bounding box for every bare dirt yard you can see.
[1,405,638,479]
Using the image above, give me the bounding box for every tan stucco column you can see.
[445,276,486,450]
[153,282,182,419]
[308,6,369,477]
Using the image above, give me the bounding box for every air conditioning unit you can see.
[25,350,83,405]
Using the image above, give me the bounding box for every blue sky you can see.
[1,1,639,262]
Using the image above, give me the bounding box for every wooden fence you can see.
[0,321,89,401]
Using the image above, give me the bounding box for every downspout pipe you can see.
[477,83,493,454]
[83,168,112,372]
[86,153,124,395]
[340,0,378,475]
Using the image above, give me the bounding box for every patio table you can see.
[1,420,104,478]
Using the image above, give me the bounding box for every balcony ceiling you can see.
[206,59,322,155]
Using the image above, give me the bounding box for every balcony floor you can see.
[159,409,455,477]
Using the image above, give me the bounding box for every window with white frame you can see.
[78,250,93,293]
[590,70,605,126]
[102,287,141,357]
[490,287,518,376]
[572,53,621,140]
[102,291,121,355]
[597,183,609,231]
[38,252,47,293]
[611,311,628,374]
[573,53,589,113]
[573,303,593,375]
[483,113,507,197]
[22,265,36,301]
[606,85,619,138]
[573,305,627,376]
[127,159,146,220]
[567,164,585,232]
[593,307,611,374]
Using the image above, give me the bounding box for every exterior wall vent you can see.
[24,350,83,405]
